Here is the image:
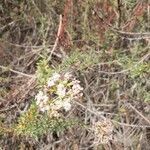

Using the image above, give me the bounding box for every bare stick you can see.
[74,100,150,128]
[127,103,150,125]
[0,65,35,78]
[93,8,150,39]
[47,15,63,61]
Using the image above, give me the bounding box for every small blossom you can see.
[52,72,60,81]
[53,72,60,78]
[72,83,83,95]
[62,98,71,111]
[49,109,60,118]
[47,80,55,87]
[35,90,50,112]
[52,98,72,111]
[35,91,44,101]
[56,83,66,97]
[52,100,63,110]
[40,105,50,112]
[64,72,72,80]
[45,105,50,111]
[35,91,49,105]
[63,102,71,111]
[47,72,60,87]
[42,96,49,103]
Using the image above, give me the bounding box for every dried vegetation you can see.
[0,0,150,149]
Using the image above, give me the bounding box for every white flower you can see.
[35,91,49,105]
[43,95,49,103]
[70,79,80,86]
[72,83,83,95]
[38,102,44,108]
[62,98,71,111]
[52,97,71,111]
[45,105,50,111]
[52,100,63,110]
[35,90,50,112]
[35,91,44,101]
[73,82,83,90]
[63,102,71,111]
[41,105,50,112]
[56,83,66,97]
[49,109,60,118]
[64,72,72,80]
[47,72,60,87]
[40,107,47,112]
[47,79,55,87]
[52,72,60,81]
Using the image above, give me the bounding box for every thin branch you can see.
[148,0,150,27]
[0,104,17,113]
[0,39,53,48]
[127,103,150,125]
[74,101,150,128]
[117,0,122,28]
[93,8,150,39]
[0,21,15,31]
[47,15,63,61]
[0,65,35,78]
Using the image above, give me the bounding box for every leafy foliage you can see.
[15,103,75,138]
[58,49,101,72]
[36,58,53,86]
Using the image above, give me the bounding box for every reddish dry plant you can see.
[123,1,147,31]
[58,0,73,50]
[92,0,116,43]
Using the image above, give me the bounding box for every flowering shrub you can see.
[35,72,83,117]
[14,72,83,137]
[15,103,76,137]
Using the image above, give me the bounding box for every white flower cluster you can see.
[35,90,50,112]
[35,72,83,116]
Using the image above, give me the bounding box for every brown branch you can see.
[127,103,150,125]
[117,0,122,28]
[93,8,150,39]
[0,65,35,78]
[47,15,63,61]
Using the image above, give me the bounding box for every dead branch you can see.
[93,8,150,40]
[47,15,63,61]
